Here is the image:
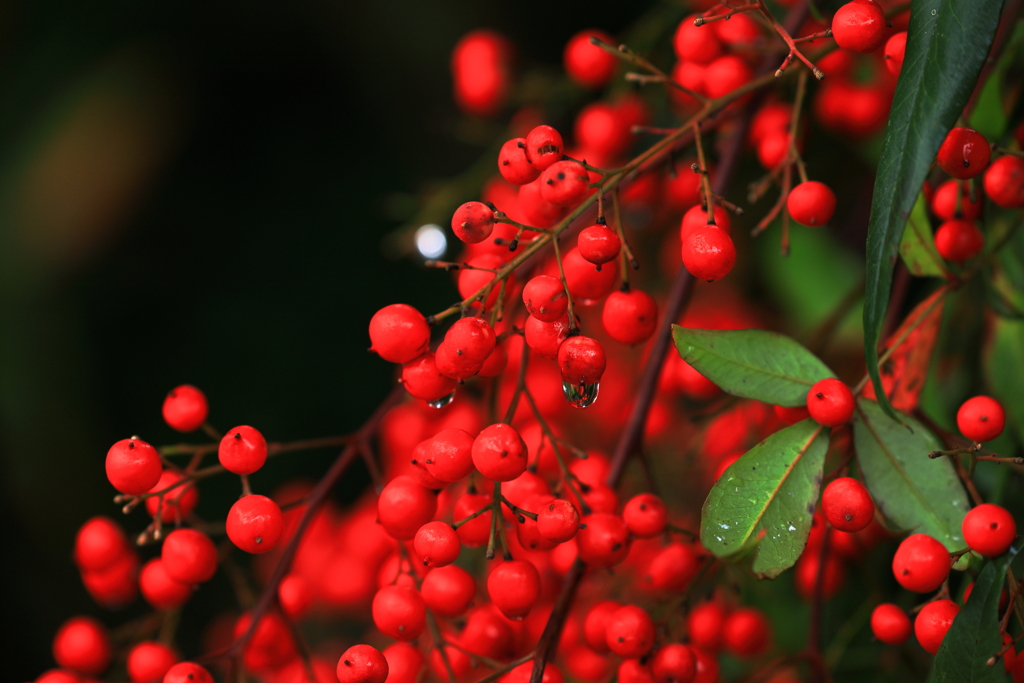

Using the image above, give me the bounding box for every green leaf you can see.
[968,21,1024,140]
[899,192,948,278]
[853,399,969,550]
[671,327,834,407]
[700,420,828,578]
[863,0,1004,423]
[985,317,1024,445]
[927,538,1022,682]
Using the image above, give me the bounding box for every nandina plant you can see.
[33,1,1024,683]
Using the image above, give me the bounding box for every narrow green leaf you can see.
[853,399,969,550]
[863,0,1004,423]
[671,327,834,407]
[967,21,1024,140]
[984,317,1024,445]
[701,420,828,578]
[927,538,1023,682]
[899,193,948,278]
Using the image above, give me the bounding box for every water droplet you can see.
[931,8,936,14]
[788,525,796,532]
[562,381,600,408]
[426,391,455,409]
[720,523,730,530]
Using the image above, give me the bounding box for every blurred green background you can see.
[0,1,661,679]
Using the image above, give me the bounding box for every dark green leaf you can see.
[701,419,828,578]
[853,399,969,549]
[967,21,1024,140]
[899,192,948,278]
[985,317,1024,445]
[863,0,1004,423]
[671,327,834,407]
[927,538,1022,682]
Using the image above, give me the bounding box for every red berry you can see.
[806,378,854,427]
[444,317,497,367]
[577,512,631,567]
[558,336,607,387]
[163,662,214,683]
[578,223,621,266]
[451,30,510,117]
[540,160,590,207]
[337,645,389,683]
[650,644,696,683]
[934,219,984,263]
[915,599,960,655]
[487,559,541,620]
[892,533,951,593]
[831,0,887,53]
[787,181,837,227]
[383,643,424,683]
[937,127,991,179]
[984,156,1024,208]
[501,663,564,683]
[278,574,312,619]
[757,130,793,169]
[871,603,912,645]
[35,671,79,683]
[722,608,770,658]
[962,503,1016,557]
[583,601,620,652]
[498,138,541,185]
[687,601,727,652]
[643,542,699,592]
[161,528,217,584]
[472,423,528,481]
[931,180,982,221]
[524,275,568,322]
[454,492,493,547]
[401,353,458,403]
[957,396,1006,442]
[145,471,199,523]
[435,341,482,381]
[53,617,112,676]
[563,247,619,302]
[422,428,475,483]
[372,585,426,641]
[602,289,658,345]
[218,425,267,475]
[226,494,284,554]
[673,16,722,64]
[822,477,874,532]
[606,605,656,658]
[234,611,297,672]
[525,125,564,171]
[452,201,496,244]
[369,304,431,364]
[681,225,735,282]
[623,493,668,538]
[680,205,732,243]
[702,55,752,100]
[377,475,438,540]
[565,29,617,88]
[774,404,810,425]
[794,549,846,600]
[884,31,907,75]
[525,315,571,360]
[162,385,208,433]
[421,564,476,618]
[81,550,139,609]
[479,341,508,378]
[139,558,193,610]
[537,498,581,543]
[413,520,461,567]
[127,641,177,683]
[618,660,656,683]
[105,438,162,495]
[73,517,128,572]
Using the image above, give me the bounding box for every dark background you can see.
[0,1,662,680]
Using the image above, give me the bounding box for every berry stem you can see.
[501,496,539,522]
[549,234,580,335]
[611,191,638,287]
[753,0,824,79]
[694,3,758,25]
[692,123,717,227]
[590,37,710,104]
[425,610,457,683]
[502,336,531,425]
[522,387,591,515]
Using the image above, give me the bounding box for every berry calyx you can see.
[871,603,912,646]
[218,425,267,475]
[831,0,887,54]
[162,385,208,433]
[914,599,960,655]
[962,503,1016,557]
[892,533,951,593]
[368,304,431,364]
[937,127,991,179]
[956,396,1006,442]
[821,477,874,532]
[681,225,736,282]
[806,378,855,427]
[337,645,389,683]
[786,181,837,227]
[226,494,284,554]
[578,223,621,267]
[105,438,162,495]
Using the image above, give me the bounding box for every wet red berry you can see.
[452,201,496,244]
[377,476,438,540]
[218,425,267,475]
[226,494,284,554]
[525,125,564,171]
[937,127,991,179]
[884,31,907,75]
[623,493,668,538]
[558,336,607,387]
[651,644,696,683]
[421,565,475,618]
[915,599,960,655]
[578,223,621,266]
[681,225,736,282]
[472,423,528,481]
[832,0,886,53]
[540,160,590,207]
[163,662,214,683]
[577,512,630,567]
[524,275,569,322]
[413,520,461,567]
[401,353,458,402]
[931,180,982,221]
[127,641,177,683]
[537,498,581,543]
[337,645,389,683]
